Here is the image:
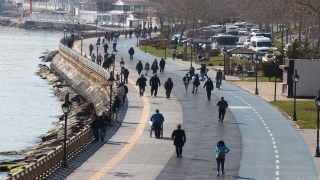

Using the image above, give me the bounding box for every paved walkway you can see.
[48,34,318,179]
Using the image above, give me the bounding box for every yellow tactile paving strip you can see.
[89,78,150,180]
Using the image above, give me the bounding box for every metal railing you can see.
[5,35,112,180]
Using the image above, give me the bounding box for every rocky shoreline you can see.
[0,51,95,175]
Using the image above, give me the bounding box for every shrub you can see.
[208,63,214,66]
[219,63,223,66]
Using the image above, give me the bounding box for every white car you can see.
[236,42,245,48]
[251,26,259,33]
[244,39,250,47]
[239,28,247,36]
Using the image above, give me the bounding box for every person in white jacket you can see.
[117,83,126,106]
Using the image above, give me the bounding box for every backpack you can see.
[217,147,225,159]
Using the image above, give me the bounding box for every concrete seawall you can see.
[51,50,111,115]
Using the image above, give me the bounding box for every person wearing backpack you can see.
[215,140,230,176]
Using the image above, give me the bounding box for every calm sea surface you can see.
[0,26,63,179]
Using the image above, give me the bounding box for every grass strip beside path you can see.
[271,101,317,129]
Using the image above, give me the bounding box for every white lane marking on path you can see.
[276,178,280,180]
[276,155,279,158]
[276,160,280,163]
[273,145,277,149]
[270,133,273,136]
[276,165,279,169]
[275,150,278,153]
[276,171,279,175]
[266,126,269,129]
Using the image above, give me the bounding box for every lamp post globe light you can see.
[292,69,299,121]
[61,102,71,168]
[94,19,98,37]
[108,76,115,121]
[315,88,320,157]
[255,58,259,95]
[120,58,125,83]
[80,34,83,55]
[222,46,227,80]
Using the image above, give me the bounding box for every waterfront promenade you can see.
[47,34,318,179]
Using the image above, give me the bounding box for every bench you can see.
[247,71,255,76]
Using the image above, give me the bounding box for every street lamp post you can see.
[108,76,115,121]
[96,43,99,57]
[144,36,147,53]
[80,34,83,55]
[120,58,125,83]
[164,33,168,59]
[136,30,140,47]
[122,18,125,34]
[255,58,259,95]
[61,102,71,168]
[168,20,171,36]
[77,21,80,40]
[190,40,194,68]
[315,88,320,157]
[292,69,300,121]
[274,57,278,101]
[64,27,66,45]
[112,50,117,77]
[65,24,68,38]
[222,46,227,80]
[94,19,98,37]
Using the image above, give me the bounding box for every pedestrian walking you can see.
[182,73,191,93]
[216,140,230,176]
[150,109,164,139]
[124,30,128,38]
[97,53,102,65]
[151,60,159,74]
[99,112,109,141]
[216,97,228,122]
[203,64,209,79]
[149,74,161,97]
[89,111,101,142]
[159,58,166,74]
[117,83,126,106]
[192,74,201,93]
[128,47,135,60]
[89,43,94,56]
[136,60,143,75]
[154,26,157,33]
[203,78,214,100]
[129,29,133,38]
[122,83,128,104]
[216,69,223,88]
[171,124,186,158]
[136,74,147,96]
[171,48,176,60]
[200,64,206,81]
[189,66,195,77]
[103,43,109,53]
[122,67,129,84]
[112,95,121,113]
[91,53,96,63]
[112,41,117,50]
[164,77,173,99]
[144,62,150,76]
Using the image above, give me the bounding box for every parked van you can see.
[226,26,239,34]
[249,36,273,53]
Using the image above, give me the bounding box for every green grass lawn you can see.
[271,101,317,129]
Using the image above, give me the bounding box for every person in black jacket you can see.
[151,60,159,74]
[136,60,143,75]
[164,77,174,99]
[192,74,201,93]
[122,67,129,84]
[129,29,133,38]
[103,43,109,53]
[159,58,166,74]
[99,112,109,141]
[128,47,135,60]
[136,74,147,96]
[203,78,214,100]
[89,43,94,56]
[149,74,161,97]
[112,95,121,113]
[171,124,186,158]
[89,111,101,142]
[122,83,128,104]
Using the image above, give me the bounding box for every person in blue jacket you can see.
[150,109,164,139]
[215,140,230,176]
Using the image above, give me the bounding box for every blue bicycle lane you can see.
[115,37,318,180]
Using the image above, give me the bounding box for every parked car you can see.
[244,38,251,47]
[239,28,248,36]
[236,42,245,48]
